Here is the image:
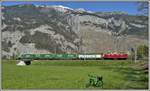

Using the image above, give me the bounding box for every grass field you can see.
[2,60,148,89]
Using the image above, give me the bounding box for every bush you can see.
[137,45,148,59]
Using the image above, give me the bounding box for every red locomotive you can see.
[103,53,128,60]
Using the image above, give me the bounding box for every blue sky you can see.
[2,1,148,15]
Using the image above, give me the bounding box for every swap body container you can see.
[18,54,78,60]
[78,54,102,59]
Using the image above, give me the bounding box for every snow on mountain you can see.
[76,8,86,11]
[51,5,73,12]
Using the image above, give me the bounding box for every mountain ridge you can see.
[2,4,148,59]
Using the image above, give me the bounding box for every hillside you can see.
[1,4,148,59]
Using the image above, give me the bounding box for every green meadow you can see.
[2,60,148,89]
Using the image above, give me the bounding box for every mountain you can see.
[1,4,148,59]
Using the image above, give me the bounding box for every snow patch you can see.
[52,5,73,10]
[51,5,73,12]
[76,8,86,12]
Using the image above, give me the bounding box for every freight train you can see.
[18,53,128,61]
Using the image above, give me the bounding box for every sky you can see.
[1,1,148,15]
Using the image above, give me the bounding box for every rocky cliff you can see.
[1,4,148,59]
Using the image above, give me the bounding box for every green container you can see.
[34,54,41,59]
[54,54,77,59]
[22,54,34,59]
[42,54,55,59]
[65,54,78,59]
[17,54,34,61]
[54,54,63,59]
[30,54,54,60]
[18,53,78,60]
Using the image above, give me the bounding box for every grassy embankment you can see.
[2,60,148,89]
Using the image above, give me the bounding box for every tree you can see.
[137,45,148,59]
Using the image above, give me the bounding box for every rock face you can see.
[1,4,148,59]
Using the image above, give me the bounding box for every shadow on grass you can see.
[113,66,148,89]
[99,62,148,89]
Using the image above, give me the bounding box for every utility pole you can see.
[55,46,56,54]
[123,35,127,52]
[134,45,137,63]
[84,31,86,61]
[79,36,83,53]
